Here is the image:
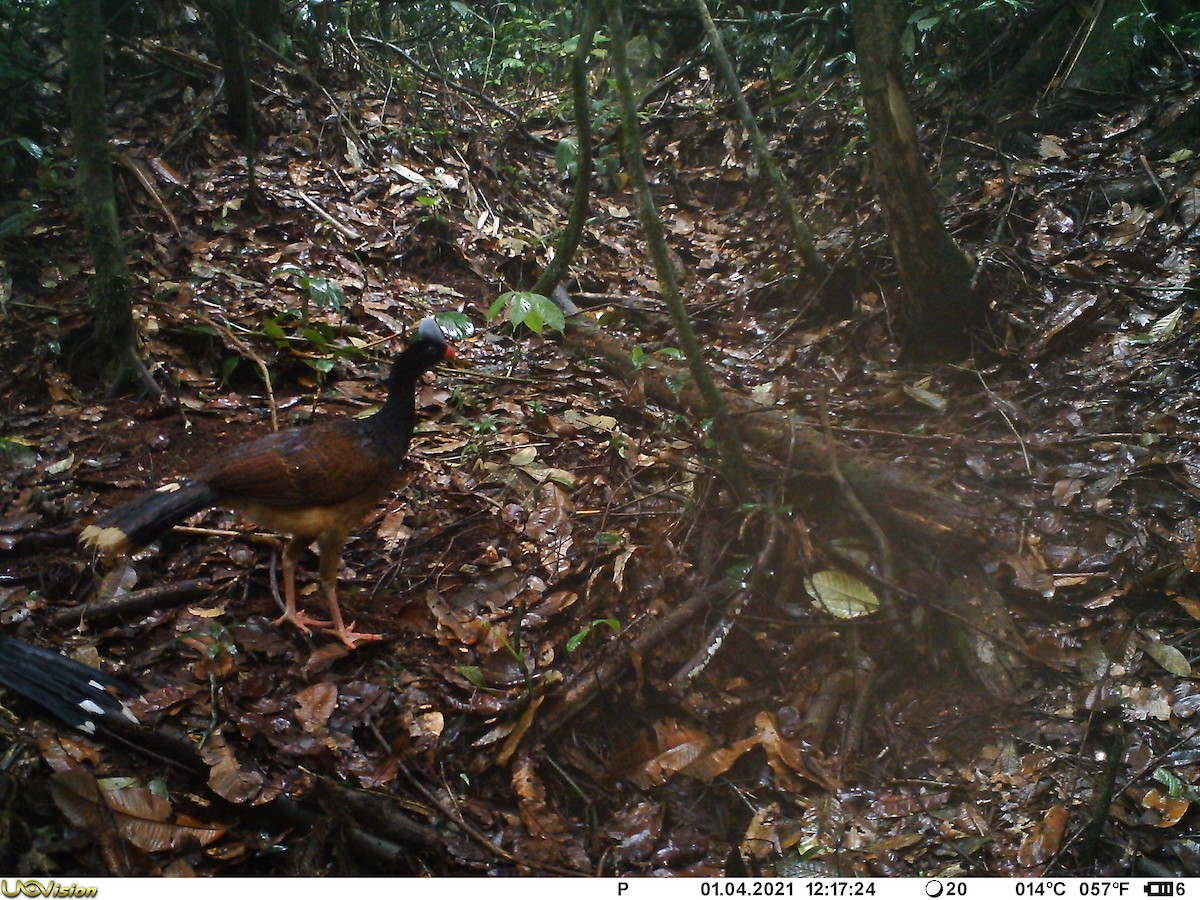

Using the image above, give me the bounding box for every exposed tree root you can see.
[556,307,1027,695]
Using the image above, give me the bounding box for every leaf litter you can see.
[2,27,1200,879]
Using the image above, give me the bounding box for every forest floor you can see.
[3,38,1200,877]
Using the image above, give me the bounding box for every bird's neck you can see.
[364,356,422,457]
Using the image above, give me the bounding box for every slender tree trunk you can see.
[851,0,984,358]
[532,1,599,297]
[688,0,833,289]
[65,0,156,396]
[247,0,286,53]
[206,0,254,147]
[605,0,750,498]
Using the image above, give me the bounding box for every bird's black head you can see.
[396,316,455,378]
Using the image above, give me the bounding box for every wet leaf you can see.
[296,682,338,732]
[1140,634,1192,677]
[903,377,948,412]
[1147,306,1184,343]
[1140,788,1190,827]
[803,570,879,619]
[51,767,226,852]
[1016,805,1068,867]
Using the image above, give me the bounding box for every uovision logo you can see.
[0,883,97,898]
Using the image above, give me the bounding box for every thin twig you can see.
[541,579,735,736]
[51,578,215,627]
[290,189,363,242]
[360,35,540,143]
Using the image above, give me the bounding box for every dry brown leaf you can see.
[497,694,546,766]
[755,711,839,793]
[296,682,338,733]
[611,719,715,790]
[1017,805,1069,867]
[50,767,226,852]
[199,731,267,804]
[682,734,761,783]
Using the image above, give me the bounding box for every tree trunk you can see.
[606,0,751,498]
[851,0,984,358]
[205,0,254,146]
[531,1,599,298]
[65,0,155,396]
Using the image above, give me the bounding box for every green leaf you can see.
[301,356,335,374]
[506,291,535,326]
[1153,766,1200,801]
[566,618,622,653]
[487,294,510,321]
[565,626,591,654]
[0,206,39,239]
[1153,767,1185,797]
[454,665,488,687]
[489,291,564,335]
[261,318,289,343]
[726,559,753,591]
[593,618,621,635]
[523,307,545,334]
[14,137,43,160]
[555,138,578,174]
[803,570,880,619]
[305,277,344,311]
[434,311,475,340]
[300,328,330,351]
[1141,634,1192,676]
[531,293,565,333]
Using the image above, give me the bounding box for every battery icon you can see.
[1145,884,1175,897]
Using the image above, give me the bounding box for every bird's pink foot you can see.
[324,622,384,649]
[274,609,333,635]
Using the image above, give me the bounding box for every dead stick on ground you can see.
[52,579,215,627]
[541,579,734,737]
[291,189,362,241]
[666,516,779,695]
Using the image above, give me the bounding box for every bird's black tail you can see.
[79,481,219,554]
[0,636,140,734]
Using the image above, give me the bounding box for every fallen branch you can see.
[50,578,215,628]
[541,579,734,736]
[557,307,979,549]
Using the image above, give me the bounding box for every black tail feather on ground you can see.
[0,636,141,734]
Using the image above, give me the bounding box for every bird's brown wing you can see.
[198,421,395,510]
